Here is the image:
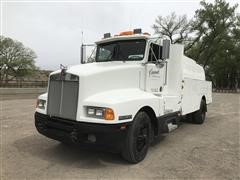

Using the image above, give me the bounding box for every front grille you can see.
[47,73,79,120]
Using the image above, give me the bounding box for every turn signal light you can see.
[104,108,115,120]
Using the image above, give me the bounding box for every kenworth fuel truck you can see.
[35,29,212,163]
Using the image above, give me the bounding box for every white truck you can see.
[35,29,212,163]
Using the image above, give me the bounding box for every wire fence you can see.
[0,80,48,88]
[212,88,240,93]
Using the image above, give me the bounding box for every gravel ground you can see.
[1,93,239,179]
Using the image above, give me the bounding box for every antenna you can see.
[80,30,84,64]
[81,31,84,44]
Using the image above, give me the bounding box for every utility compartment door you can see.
[181,78,212,115]
[163,95,182,114]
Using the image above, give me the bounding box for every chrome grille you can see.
[47,73,79,120]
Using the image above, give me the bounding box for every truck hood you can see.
[50,62,144,99]
[51,62,141,77]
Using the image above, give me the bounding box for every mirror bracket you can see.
[155,59,166,68]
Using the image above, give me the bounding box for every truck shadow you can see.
[14,133,167,168]
[13,134,132,168]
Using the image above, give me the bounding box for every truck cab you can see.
[35,29,212,163]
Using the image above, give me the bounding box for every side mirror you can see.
[161,39,170,60]
[81,44,95,64]
[80,44,86,64]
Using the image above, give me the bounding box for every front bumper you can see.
[35,112,131,152]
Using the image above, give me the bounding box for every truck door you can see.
[145,43,166,94]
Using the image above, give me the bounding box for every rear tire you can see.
[121,111,151,163]
[192,99,206,124]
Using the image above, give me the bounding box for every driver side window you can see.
[148,43,162,62]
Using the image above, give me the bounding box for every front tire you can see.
[121,111,151,163]
[192,99,206,124]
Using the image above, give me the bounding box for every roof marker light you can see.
[103,33,111,38]
[119,31,133,36]
[133,28,142,34]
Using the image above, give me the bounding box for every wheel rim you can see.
[136,124,149,152]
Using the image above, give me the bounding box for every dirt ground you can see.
[1,93,239,179]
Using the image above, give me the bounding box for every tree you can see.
[185,0,239,89]
[152,12,192,44]
[0,36,37,86]
[152,0,239,90]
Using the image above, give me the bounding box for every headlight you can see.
[86,106,114,120]
[36,99,46,109]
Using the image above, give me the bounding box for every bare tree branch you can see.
[152,12,193,44]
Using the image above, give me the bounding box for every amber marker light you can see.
[143,32,151,36]
[119,31,133,36]
[104,108,115,120]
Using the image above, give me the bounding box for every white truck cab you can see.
[35,29,212,163]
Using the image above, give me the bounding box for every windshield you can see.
[96,39,146,62]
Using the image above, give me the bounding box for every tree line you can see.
[153,0,240,90]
